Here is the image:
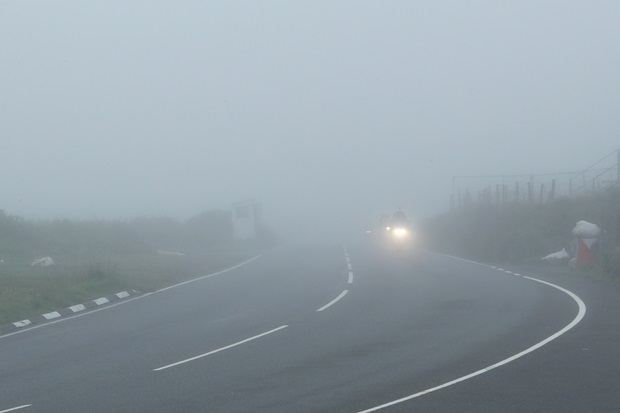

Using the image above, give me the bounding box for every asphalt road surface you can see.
[1,244,618,413]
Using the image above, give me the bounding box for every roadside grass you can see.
[0,250,256,326]
[421,188,620,281]
[0,210,277,327]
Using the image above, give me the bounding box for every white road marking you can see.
[69,304,86,313]
[348,271,354,284]
[42,311,61,320]
[115,291,130,299]
[12,320,31,328]
[0,405,31,413]
[505,271,513,274]
[1,256,261,340]
[497,268,504,271]
[1,293,153,340]
[317,290,349,312]
[514,273,522,276]
[346,256,350,263]
[93,297,109,306]
[153,325,288,371]
[490,266,497,269]
[156,255,262,293]
[356,273,587,413]
[347,263,352,270]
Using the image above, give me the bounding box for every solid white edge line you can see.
[317,290,349,312]
[1,255,262,340]
[0,405,31,413]
[153,325,288,371]
[0,294,153,340]
[348,271,354,284]
[155,255,262,293]
[356,274,587,413]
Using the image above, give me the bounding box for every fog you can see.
[2,1,619,241]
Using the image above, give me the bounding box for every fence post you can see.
[451,176,455,211]
[515,182,520,204]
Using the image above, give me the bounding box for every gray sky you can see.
[2,1,619,237]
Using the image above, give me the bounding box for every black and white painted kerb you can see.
[0,290,141,335]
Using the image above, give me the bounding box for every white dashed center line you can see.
[317,290,349,312]
[348,271,354,284]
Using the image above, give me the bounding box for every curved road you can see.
[0,244,592,412]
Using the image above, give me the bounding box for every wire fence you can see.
[451,150,619,210]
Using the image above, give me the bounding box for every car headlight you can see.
[393,227,408,237]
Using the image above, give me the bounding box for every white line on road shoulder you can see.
[153,325,288,371]
[156,255,262,293]
[1,256,262,340]
[317,290,348,312]
[357,257,587,412]
[0,405,31,413]
[348,271,354,284]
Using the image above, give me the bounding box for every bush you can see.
[602,246,620,279]
[422,188,620,268]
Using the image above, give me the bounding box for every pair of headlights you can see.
[385,227,408,237]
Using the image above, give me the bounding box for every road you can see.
[0,243,616,412]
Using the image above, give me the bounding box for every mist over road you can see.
[0,244,595,412]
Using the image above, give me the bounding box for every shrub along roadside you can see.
[421,188,620,280]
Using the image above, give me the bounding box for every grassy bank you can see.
[0,210,275,325]
[0,251,256,325]
[421,188,620,279]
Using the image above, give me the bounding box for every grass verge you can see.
[0,250,255,326]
